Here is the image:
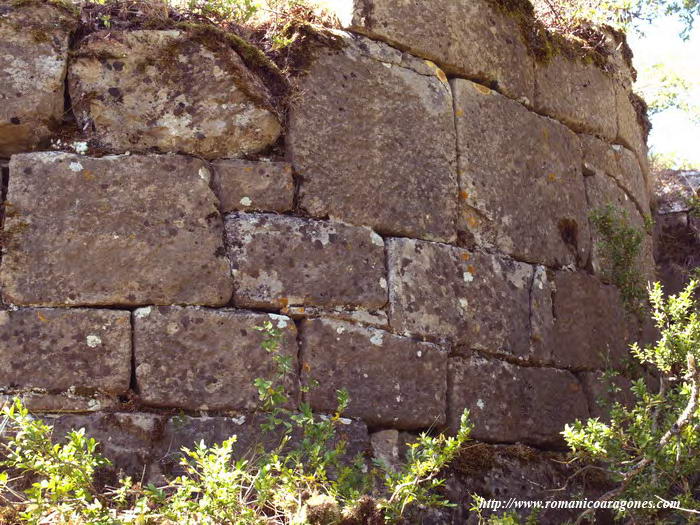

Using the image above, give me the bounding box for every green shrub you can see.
[563,280,700,523]
[589,204,647,315]
[0,321,471,524]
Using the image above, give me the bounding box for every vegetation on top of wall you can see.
[0,322,472,524]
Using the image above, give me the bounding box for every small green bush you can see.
[563,280,700,523]
[0,321,471,524]
[589,204,647,315]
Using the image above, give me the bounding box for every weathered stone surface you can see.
[447,355,589,448]
[225,213,387,309]
[0,2,76,155]
[284,306,389,329]
[578,371,635,422]
[330,0,534,102]
[155,413,369,479]
[387,238,535,361]
[452,79,589,267]
[69,30,281,158]
[580,134,650,216]
[615,146,651,216]
[547,271,636,370]
[370,430,401,472]
[583,144,655,284]
[0,153,232,306]
[47,412,164,480]
[134,307,298,411]
[300,318,447,429]
[535,55,617,140]
[615,83,649,166]
[0,391,117,413]
[211,160,294,214]
[0,308,130,394]
[288,32,457,242]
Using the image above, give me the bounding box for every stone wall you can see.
[0,0,654,517]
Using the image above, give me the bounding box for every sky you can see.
[628,16,700,167]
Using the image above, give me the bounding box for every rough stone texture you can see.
[134,307,298,411]
[447,355,589,448]
[452,79,589,267]
[155,413,369,480]
[0,2,76,156]
[0,391,117,413]
[0,308,131,394]
[578,371,635,422]
[330,0,534,103]
[288,32,458,242]
[387,238,536,361]
[48,412,164,480]
[370,429,401,472]
[615,83,649,167]
[580,134,650,217]
[284,306,389,329]
[534,55,617,140]
[225,213,387,309]
[547,271,636,370]
[0,153,232,306]
[583,145,655,284]
[211,160,294,214]
[300,318,447,429]
[69,30,281,158]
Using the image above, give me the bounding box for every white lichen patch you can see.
[239,196,252,206]
[463,271,474,283]
[369,332,384,346]
[69,162,83,172]
[476,398,485,409]
[86,335,102,348]
[371,231,384,247]
[134,306,152,319]
[198,167,211,183]
[379,277,387,289]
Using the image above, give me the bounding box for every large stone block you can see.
[288,33,457,242]
[329,0,534,102]
[134,307,298,411]
[225,213,387,309]
[387,238,537,361]
[211,160,294,214]
[580,134,650,217]
[616,145,652,216]
[0,2,77,155]
[547,271,636,370]
[0,308,131,395]
[299,318,447,429]
[0,153,232,306]
[68,30,281,158]
[447,355,589,448]
[534,55,617,140]
[451,79,589,267]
